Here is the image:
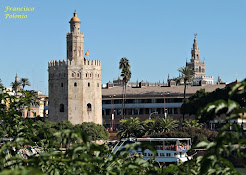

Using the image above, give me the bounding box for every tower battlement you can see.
[83,59,101,67]
[48,60,67,68]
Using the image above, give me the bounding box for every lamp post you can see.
[149,111,158,120]
[161,93,169,119]
[110,95,116,131]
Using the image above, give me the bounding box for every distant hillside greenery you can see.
[0,79,246,174]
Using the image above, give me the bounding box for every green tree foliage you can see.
[178,66,194,101]
[179,80,246,174]
[178,66,194,121]
[33,120,109,142]
[74,122,109,141]
[119,57,131,117]
[117,117,145,138]
[181,85,246,123]
[20,78,31,90]
[10,81,21,93]
[0,79,3,87]
[0,80,246,174]
[0,88,161,174]
[183,119,203,128]
[144,117,179,137]
[181,88,231,118]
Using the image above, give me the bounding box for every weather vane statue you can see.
[194,33,197,38]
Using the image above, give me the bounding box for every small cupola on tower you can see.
[69,10,81,33]
[191,33,200,60]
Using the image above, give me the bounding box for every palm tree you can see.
[119,57,131,118]
[183,119,203,128]
[117,117,144,138]
[20,78,31,89]
[144,117,178,137]
[178,66,194,121]
[11,81,21,93]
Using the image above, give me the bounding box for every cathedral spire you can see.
[15,73,19,82]
[191,33,200,60]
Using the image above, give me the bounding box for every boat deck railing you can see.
[155,145,189,151]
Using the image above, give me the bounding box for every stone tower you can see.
[186,34,206,77]
[48,11,102,125]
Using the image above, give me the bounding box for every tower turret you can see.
[67,10,84,64]
[191,33,200,60]
[69,10,81,33]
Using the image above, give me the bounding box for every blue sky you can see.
[0,0,245,94]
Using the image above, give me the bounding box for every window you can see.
[77,73,80,77]
[74,82,77,87]
[106,109,110,115]
[61,83,63,87]
[88,82,90,87]
[90,73,92,78]
[87,103,92,111]
[72,73,75,77]
[145,108,150,114]
[60,104,64,112]
[168,108,172,114]
[97,83,99,87]
[174,108,178,114]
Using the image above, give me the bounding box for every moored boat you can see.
[112,138,192,163]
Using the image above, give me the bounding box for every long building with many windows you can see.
[102,83,226,130]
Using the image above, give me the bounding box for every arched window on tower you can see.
[60,104,64,112]
[74,82,77,87]
[87,103,92,111]
[72,73,75,77]
[199,67,201,72]
[77,73,80,78]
